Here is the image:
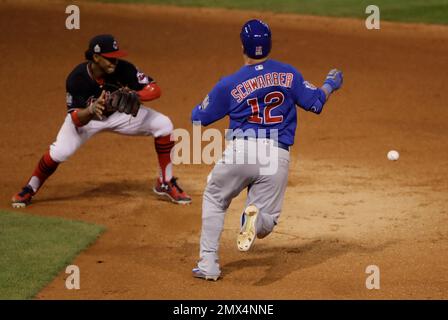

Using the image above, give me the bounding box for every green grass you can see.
[0,210,105,299]
[97,0,448,24]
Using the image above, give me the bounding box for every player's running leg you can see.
[237,147,290,251]
[195,166,253,280]
[193,141,260,279]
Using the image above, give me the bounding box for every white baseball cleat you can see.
[12,202,27,209]
[192,267,220,281]
[237,204,259,252]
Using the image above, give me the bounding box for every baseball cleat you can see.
[237,205,259,252]
[11,185,35,208]
[192,267,220,281]
[153,177,192,205]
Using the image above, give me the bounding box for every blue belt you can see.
[276,141,290,152]
[232,137,290,152]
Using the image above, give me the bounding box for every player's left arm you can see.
[191,82,229,126]
[119,60,161,102]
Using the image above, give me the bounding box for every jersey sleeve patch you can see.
[303,81,317,90]
[136,70,149,85]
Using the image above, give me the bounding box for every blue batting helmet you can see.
[240,19,271,59]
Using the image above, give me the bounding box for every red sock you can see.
[28,150,59,193]
[154,135,174,182]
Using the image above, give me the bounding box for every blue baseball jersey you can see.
[191,59,327,146]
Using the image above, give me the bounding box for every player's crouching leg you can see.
[150,112,173,138]
[148,111,191,205]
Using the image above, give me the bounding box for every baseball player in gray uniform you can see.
[190,20,343,280]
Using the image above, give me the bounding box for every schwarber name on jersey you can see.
[191,59,327,146]
[65,60,153,113]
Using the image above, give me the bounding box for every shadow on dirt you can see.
[223,238,394,286]
[32,180,152,204]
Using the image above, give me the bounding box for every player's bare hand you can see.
[88,90,106,119]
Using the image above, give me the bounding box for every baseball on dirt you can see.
[387,150,400,161]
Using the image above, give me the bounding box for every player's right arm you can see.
[191,82,229,126]
[66,73,105,126]
[71,91,106,125]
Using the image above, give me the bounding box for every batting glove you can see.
[324,69,343,92]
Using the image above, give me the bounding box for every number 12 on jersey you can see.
[247,91,284,124]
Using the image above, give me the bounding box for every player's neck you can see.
[89,61,105,80]
[244,55,268,66]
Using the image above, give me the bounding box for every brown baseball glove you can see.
[105,88,141,117]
